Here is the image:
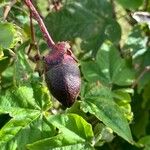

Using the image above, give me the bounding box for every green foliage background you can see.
[0,0,150,150]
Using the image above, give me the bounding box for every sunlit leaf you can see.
[81,85,133,143]
[82,41,135,86]
[27,114,94,150]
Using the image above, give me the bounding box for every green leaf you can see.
[45,0,121,52]
[113,89,131,103]
[3,116,57,150]
[81,85,133,143]
[14,41,33,84]
[1,65,14,88]
[116,0,143,9]
[93,123,114,146]
[123,25,150,91]
[138,136,150,150]
[0,85,51,146]
[136,50,150,91]
[48,114,94,141]
[81,61,103,82]
[27,114,94,150]
[27,134,93,150]
[123,25,148,59]
[132,109,149,139]
[0,108,40,146]
[81,41,135,86]
[96,41,135,85]
[31,81,52,111]
[104,19,121,44]
[143,82,150,108]
[0,50,12,74]
[0,22,15,49]
[0,86,39,109]
[66,101,89,121]
[113,89,133,122]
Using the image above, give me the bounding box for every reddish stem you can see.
[24,0,55,49]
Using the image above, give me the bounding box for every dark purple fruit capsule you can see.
[44,42,81,107]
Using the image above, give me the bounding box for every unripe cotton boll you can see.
[44,42,81,107]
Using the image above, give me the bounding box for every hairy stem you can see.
[24,0,55,49]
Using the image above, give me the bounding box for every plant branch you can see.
[132,66,150,88]
[29,9,40,55]
[24,0,55,49]
[30,10,36,47]
[3,0,17,20]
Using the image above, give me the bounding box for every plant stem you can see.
[24,0,55,49]
[29,9,40,56]
[3,0,17,20]
[132,66,150,88]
